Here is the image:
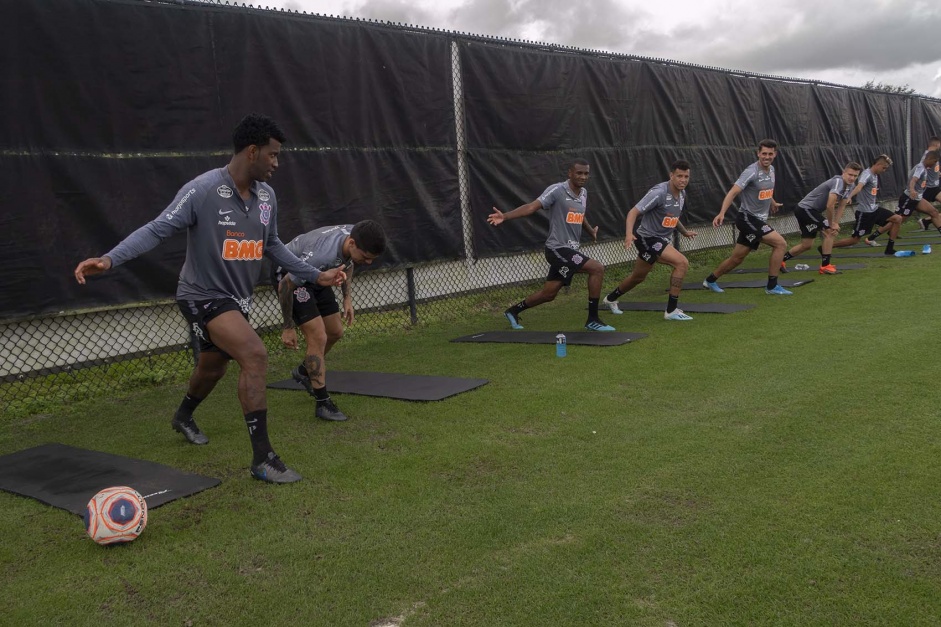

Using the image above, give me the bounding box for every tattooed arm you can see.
[278,276,299,349]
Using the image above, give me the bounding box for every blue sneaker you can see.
[765,285,793,295]
[504,309,524,329]
[702,279,724,293]
[585,319,616,332]
[923,244,932,254]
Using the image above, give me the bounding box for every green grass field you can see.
[2,234,941,626]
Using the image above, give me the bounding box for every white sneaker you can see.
[864,238,880,247]
[601,296,623,315]
[664,308,693,321]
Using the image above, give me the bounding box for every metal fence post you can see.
[406,267,418,326]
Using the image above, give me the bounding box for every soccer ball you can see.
[84,486,148,545]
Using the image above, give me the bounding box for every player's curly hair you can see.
[232,113,287,153]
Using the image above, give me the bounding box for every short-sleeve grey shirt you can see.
[538,181,588,250]
[634,181,686,239]
[797,176,850,212]
[284,225,352,286]
[854,169,880,213]
[734,162,776,220]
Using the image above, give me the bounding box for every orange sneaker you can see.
[780,261,789,273]
[819,264,838,275]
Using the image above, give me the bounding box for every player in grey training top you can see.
[275,221,386,423]
[832,155,901,252]
[75,114,346,484]
[781,163,860,274]
[703,139,792,295]
[893,151,941,244]
[602,160,698,320]
[488,158,615,332]
[917,137,941,230]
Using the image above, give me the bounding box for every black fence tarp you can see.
[1,0,459,318]
[1,0,935,319]
[460,41,910,257]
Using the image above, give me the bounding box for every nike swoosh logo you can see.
[218,209,233,215]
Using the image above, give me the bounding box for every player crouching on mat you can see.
[602,160,697,320]
[489,158,615,332]
[832,155,901,254]
[780,162,860,274]
[702,139,792,295]
[276,220,386,422]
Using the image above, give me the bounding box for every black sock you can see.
[706,273,719,283]
[821,254,831,266]
[175,394,203,421]
[297,362,309,377]
[868,231,881,241]
[605,287,624,301]
[782,252,794,262]
[508,299,529,314]
[767,276,778,290]
[313,386,330,402]
[588,298,600,319]
[244,410,274,465]
[666,295,679,313]
[885,239,895,253]
[935,225,941,236]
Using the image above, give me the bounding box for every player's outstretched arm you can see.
[74,256,113,285]
[713,186,742,227]
[488,199,543,226]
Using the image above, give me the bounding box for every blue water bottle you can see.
[556,332,567,358]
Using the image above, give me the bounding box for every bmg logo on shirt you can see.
[565,211,584,224]
[757,189,774,201]
[222,239,264,260]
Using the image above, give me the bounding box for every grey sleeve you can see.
[104,185,201,267]
[265,238,322,284]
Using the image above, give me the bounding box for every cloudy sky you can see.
[260,0,941,97]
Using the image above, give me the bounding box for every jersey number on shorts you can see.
[661,216,679,228]
[758,189,774,201]
[565,211,584,224]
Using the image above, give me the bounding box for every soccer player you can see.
[916,137,941,229]
[602,160,698,320]
[488,159,615,331]
[780,163,860,274]
[890,150,941,239]
[832,155,901,253]
[74,114,346,484]
[276,221,386,422]
[702,139,792,295]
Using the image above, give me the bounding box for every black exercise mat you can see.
[893,241,938,247]
[683,278,814,290]
[731,263,866,274]
[833,251,909,258]
[0,443,220,516]
[451,331,646,345]
[268,371,488,401]
[605,301,754,313]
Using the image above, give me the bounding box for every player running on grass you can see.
[832,155,901,254]
[276,221,385,423]
[602,160,698,320]
[74,114,346,484]
[488,158,615,332]
[780,162,860,274]
[702,139,792,295]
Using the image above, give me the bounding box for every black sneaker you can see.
[291,365,315,397]
[315,398,349,422]
[250,452,302,484]
[171,415,209,445]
